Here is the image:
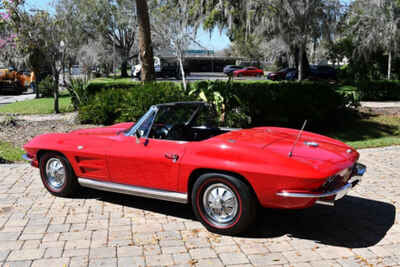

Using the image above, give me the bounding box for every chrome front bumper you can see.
[22,154,33,162]
[276,163,366,205]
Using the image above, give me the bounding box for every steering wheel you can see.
[153,125,169,139]
[166,123,186,140]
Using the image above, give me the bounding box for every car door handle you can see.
[165,153,179,162]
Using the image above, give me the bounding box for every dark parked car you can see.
[223,65,244,75]
[310,65,337,80]
[285,65,337,81]
[267,68,296,81]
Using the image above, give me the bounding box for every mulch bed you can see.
[0,118,95,150]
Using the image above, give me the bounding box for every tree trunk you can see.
[62,49,66,86]
[177,53,187,92]
[298,45,303,81]
[121,60,129,78]
[33,68,40,99]
[136,0,155,81]
[388,50,392,80]
[54,74,60,114]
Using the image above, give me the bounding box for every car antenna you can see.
[288,120,307,158]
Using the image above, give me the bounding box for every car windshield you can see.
[154,105,199,126]
[128,103,226,142]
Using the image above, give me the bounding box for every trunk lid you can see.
[218,127,357,162]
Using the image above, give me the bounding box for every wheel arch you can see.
[187,168,259,204]
[37,149,67,162]
[37,149,79,178]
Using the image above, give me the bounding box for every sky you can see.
[25,0,351,51]
[25,0,231,50]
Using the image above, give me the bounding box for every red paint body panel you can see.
[107,136,185,191]
[24,122,359,209]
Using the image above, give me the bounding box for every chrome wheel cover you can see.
[202,183,239,226]
[45,158,66,190]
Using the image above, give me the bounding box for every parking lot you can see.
[0,146,399,266]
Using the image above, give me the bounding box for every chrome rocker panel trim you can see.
[22,154,33,162]
[78,178,188,204]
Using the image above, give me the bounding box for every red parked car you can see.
[233,66,264,77]
[23,102,366,234]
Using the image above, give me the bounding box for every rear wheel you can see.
[191,173,257,235]
[39,152,80,197]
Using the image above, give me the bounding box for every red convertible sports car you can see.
[23,102,366,234]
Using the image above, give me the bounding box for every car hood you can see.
[217,127,358,163]
[70,122,134,136]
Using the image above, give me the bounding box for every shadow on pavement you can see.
[79,189,395,248]
[245,196,395,248]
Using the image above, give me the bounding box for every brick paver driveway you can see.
[0,146,399,267]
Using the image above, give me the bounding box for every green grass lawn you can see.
[0,96,73,115]
[0,141,24,163]
[324,114,400,149]
[90,77,138,84]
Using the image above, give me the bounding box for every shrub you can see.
[66,78,90,110]
[79,89,129,125]
[38,76,55,98]
[86,80,138,95]
[79,79,356,130]
[117,82,195,122]
[190,80,355,130]
[79,82,195,125]
[358,80,400,101]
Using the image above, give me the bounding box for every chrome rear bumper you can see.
[276,163,366,205]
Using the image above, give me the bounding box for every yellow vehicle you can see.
[0,67,34,95]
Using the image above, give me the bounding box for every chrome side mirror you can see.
[135,130,141,144]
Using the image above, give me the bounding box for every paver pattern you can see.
[0,146,399,267]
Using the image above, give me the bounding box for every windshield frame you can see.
[126,105,159,137]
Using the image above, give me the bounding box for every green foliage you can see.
[328,37,400,81]
[66,78,90,110]
[0,141,24,163]
[79,82,195,125]
[358,80,400,101]
[79,89,129,125]
[191,80,355,130]
[86,79,142,95]
[79,80,357,129]
[38,76,55,98]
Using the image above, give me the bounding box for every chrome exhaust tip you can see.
[316,199,335,206]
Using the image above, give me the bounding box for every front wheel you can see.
[191,173,257,235]
[39,152,80,197]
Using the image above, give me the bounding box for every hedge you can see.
[190,80,354,129]
[78,80,356,130]
[79,82,194,125]
[357,80,400,101]
[86,79,140,95]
